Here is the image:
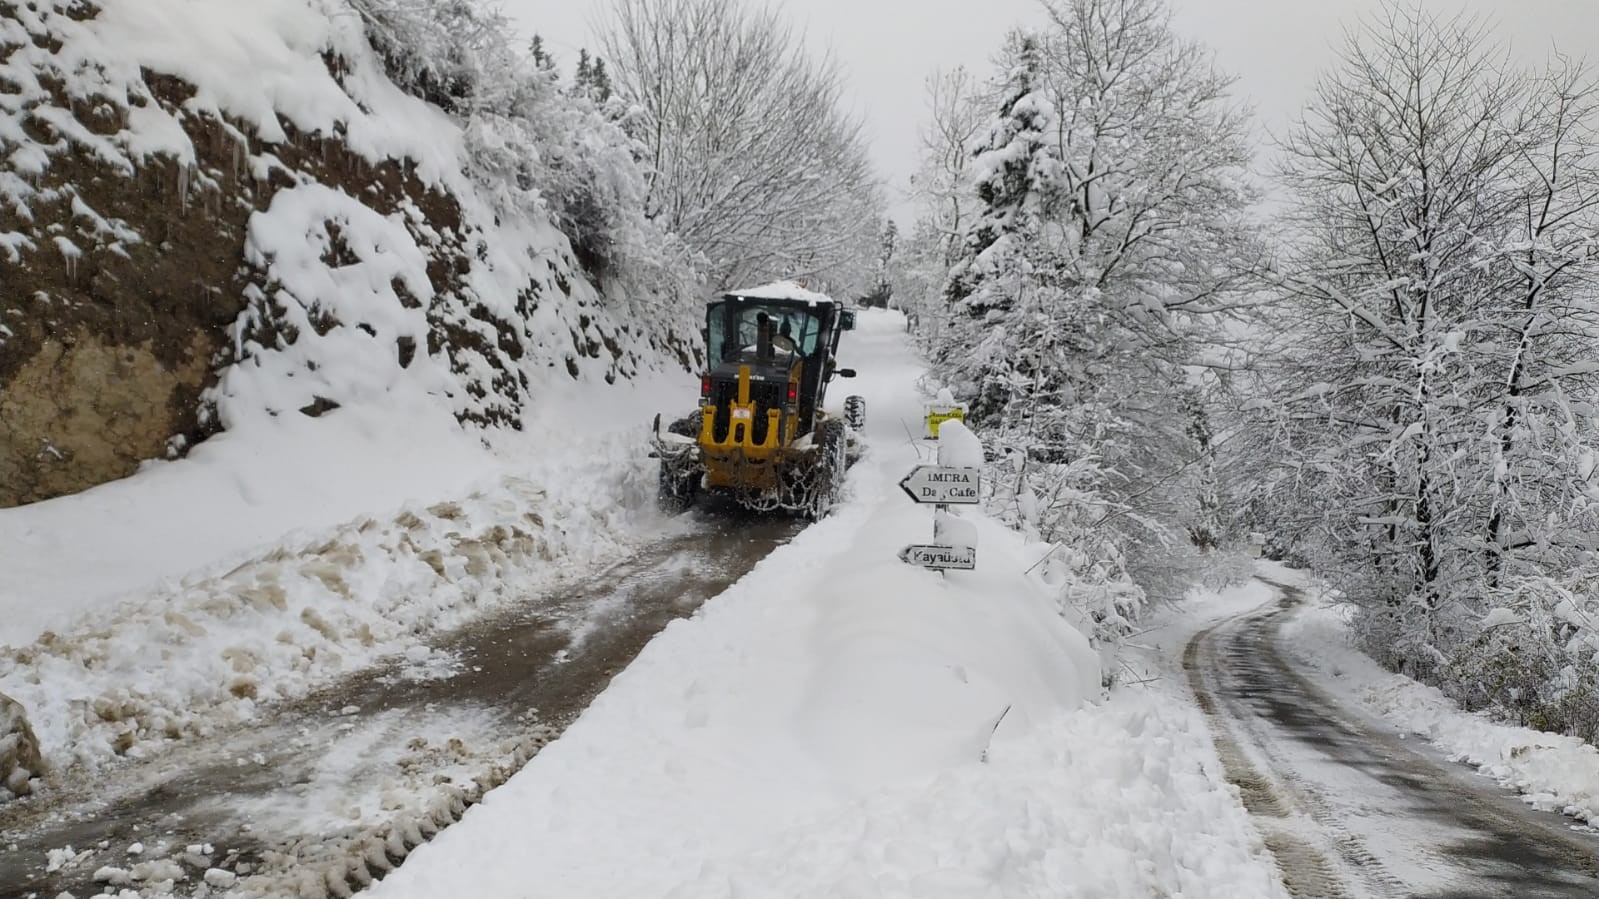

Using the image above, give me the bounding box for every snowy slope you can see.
[2,0,678,502]
[0,368,694,772]
[370,310,1285,898]
[1,0,696,775]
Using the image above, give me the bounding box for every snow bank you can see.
[1,467,627,771]
[0,690,44,797]
[0,362,689,771]
[0,402,495,650]
[1281,591,1599,826]
[672,692,1286,899]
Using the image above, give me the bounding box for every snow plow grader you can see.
[653,283,865,518]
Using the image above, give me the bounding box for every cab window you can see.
[705,301,727,364]
[731,305,820,356]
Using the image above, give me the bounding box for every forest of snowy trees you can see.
[892,0,1599,736]
[343,0,1599,739]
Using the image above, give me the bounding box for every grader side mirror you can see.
[837,368,857,378]
[839,310,857,330]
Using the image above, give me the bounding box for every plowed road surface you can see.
[1186,582,1599,898]
[0,512,800,899]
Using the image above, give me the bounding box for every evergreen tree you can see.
[589,57,614,102]
[575,48,592,86]
[529,34,555,73]
[942,31,1053,318]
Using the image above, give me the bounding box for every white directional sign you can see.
[899,465,981,505]
[899,544,977,570]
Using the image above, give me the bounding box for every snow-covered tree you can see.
[347,0,509,114]
[889,68,989,334]
[909,66,989,269]
[916,0,1261,617]
[1254,6,1599,702]
[596,0,882,293]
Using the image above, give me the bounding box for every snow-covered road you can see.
[4,309,1288,898]
[1186,580,1599,898]
[366,310,1282,899]
[0,513,800,898]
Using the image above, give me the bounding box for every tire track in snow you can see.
[0,511,802,899]
[1186,617,1367,899]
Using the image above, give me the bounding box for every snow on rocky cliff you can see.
[0,0,695,790]
[1,0,686,505]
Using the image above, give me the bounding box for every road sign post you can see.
[898,544,976,570]
[898,463,981,573]
[898,465,980,505]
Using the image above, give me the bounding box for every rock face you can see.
[2,332,214,504]
[0,0,666,508]
[0,691,43,796]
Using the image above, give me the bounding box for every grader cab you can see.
[653,283,865,517]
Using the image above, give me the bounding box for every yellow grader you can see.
[653,284,865,518]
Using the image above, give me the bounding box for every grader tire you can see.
[805,420,847,520]
[657,410,703,513]
[844,395,866,431]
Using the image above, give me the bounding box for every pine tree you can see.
[589,57,614,102]
[575,48,592,87]
[942,30,1053,317]
[529,34,555,73]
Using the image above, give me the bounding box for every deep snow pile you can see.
[369,310,1285,898]
[1275,563,1599,828]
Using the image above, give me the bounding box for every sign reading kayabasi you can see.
[898,544,976,570]
[898,465,980,505]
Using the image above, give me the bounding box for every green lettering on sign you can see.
[924,405,966,438]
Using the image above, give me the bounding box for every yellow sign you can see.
[924,404,967,439]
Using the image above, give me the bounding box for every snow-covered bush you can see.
[346,0,512,114]
[462,83,700,314]
[1444,576,1599,742]
[983,441,1145,672]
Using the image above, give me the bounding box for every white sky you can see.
[496,0,1599,225]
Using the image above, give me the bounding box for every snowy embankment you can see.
[1,0,689,784]
[0,373,688,775]
[371,310,1284,899]
[1272,563,1599,828]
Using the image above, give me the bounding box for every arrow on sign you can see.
[899,544,977,570]
[899,465,981,505]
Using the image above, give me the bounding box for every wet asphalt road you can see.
[0,509,801,898]
[1186,582,1599,899]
